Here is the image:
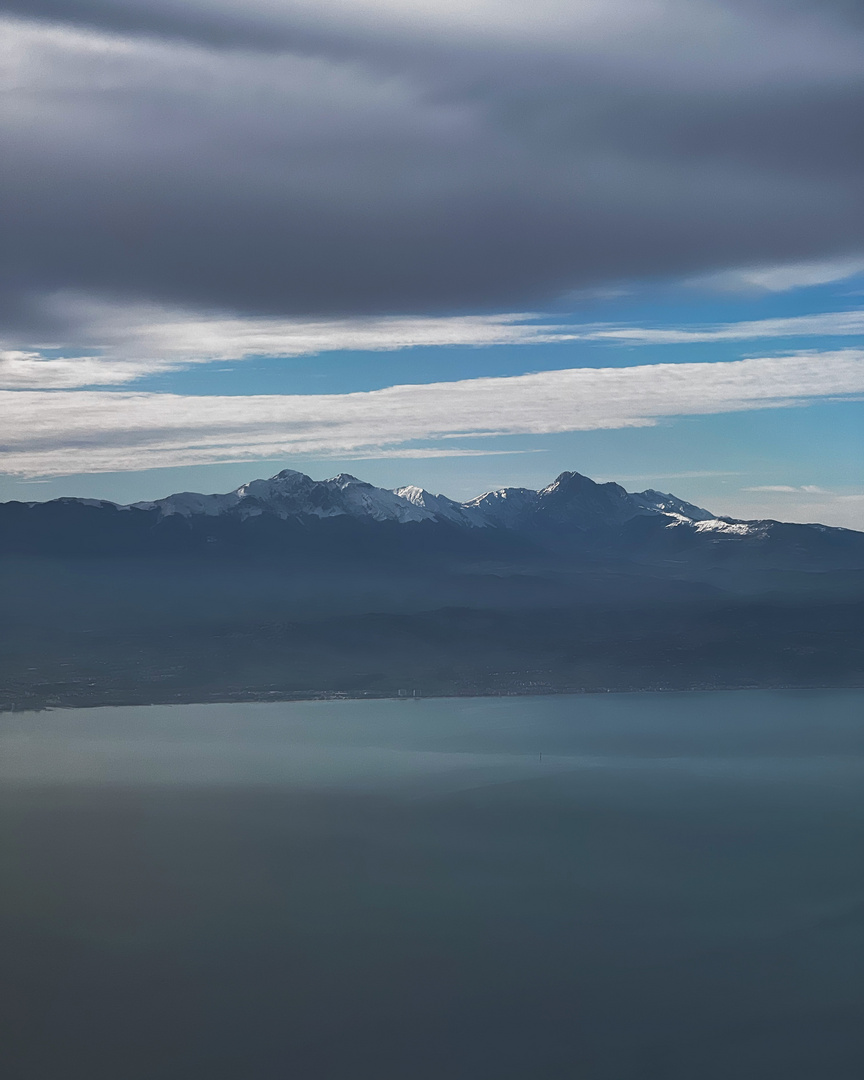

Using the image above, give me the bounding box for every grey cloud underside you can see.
[8,0,864,59]
[0,0,373,54]
[1,2,863,328]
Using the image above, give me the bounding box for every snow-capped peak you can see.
[124,465,734,535]
[461,486,539,528]
[126,467,729,532]
[394,485,486,526]
[132,469,438,524]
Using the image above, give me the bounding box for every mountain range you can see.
[2,468,862,709]
[127,467,716,530]
[3,467,863,570]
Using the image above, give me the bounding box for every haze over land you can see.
[3,466,862,709]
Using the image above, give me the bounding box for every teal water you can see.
[2,690,864,1079]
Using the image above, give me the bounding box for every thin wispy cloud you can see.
[602,471,741,483]
[4,349,863,476]
[745,484,830,494]
[689,256,864,294]
[0,308,582,388]
[583,310,864,346]
[0,350,164,389]
[3,300,864,389]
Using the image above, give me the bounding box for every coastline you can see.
[3,678,863,713]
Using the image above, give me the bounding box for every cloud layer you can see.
[3,297,863,389]
[1,1,862,329]
[689,256,864,293]
[4,349,863,476]
[0,305,582,387]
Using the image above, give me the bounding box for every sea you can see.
[2,690,863,1079]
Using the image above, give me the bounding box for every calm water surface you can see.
[2,690,863,1079]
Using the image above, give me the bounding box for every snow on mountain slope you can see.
[460,486,541,528]
[132,469,436,524]
[394,485,487,527]
[630,489,714,522]
[128,467,723,530]
[131,490,241,517]
[117,464,843,546]
[234,470,436,523]
[693,518,762,536]
[6,469,862,568]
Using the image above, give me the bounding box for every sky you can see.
[1,0,863,527]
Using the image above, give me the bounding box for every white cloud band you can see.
[0,308,580,388]
[688,255,864,294]
[3,348,863,476]
[583,310,864,345]
[3,298,864,390]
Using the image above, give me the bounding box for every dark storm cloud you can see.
[0,0,363,55]
[1,0,863,333]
